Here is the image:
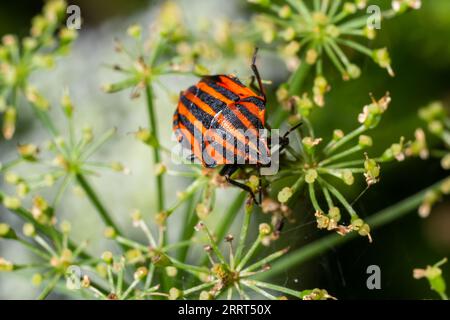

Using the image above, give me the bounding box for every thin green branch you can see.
[37,273,61,300]
[76,173,123,237]
[234,204,253,265]
[257,178,447,281]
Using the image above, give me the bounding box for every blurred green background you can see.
[1,0,450,299]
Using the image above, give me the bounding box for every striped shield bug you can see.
[173,48,301,204]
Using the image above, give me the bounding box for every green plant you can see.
[2,0,448,301]
[413,258,448,300]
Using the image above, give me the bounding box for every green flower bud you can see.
[373,48,394,76]
[22,223,36,237]
[325,25,340,38]
[131,209,142,223]
[364,157,380,185]
[111,162,129,174]
[60,221,71,234]
[0,258,14,272]
[5,172,20,185]
[358,223,371,238]
[61,90,74,118]
[295,93,314,116]
[341,169,354,185]
[363,26,376,40]
[25,86,49,111]
[31,54,55,69]
[134,266,148,280]
[3,196,21,209]
[196,203,210,220]
[333,129,344,141]
[281,27,296,41]
[315,211,329,229]
[347,64,361,79]
[17,144,39,161]
[101,251,113,264]
[59,28,78,45]
[351,218,364,230]
[82,127,93,144]
[306,49,318,65]
[276,85,289,104]
[199,291,213,300]
[343,2,357,14]
[22,37,38,51]
[248,0,271,7]
[0,223,16,239]
[278,187,293,203]
[150,249,172,267]
[440,178,450,195]
[428,120,444,136]
[166,266,178,277]
[169,287,182,300]
[278,5,292,18]
[358,135,373,148]
[3,107,16,139]
[127,24,142,39]
[355,0,368,9]
[328,207,341,222]
[32,273,43,286]
[302,137,322,153]
[283,41,301,56]
[418,101,445,123]
[103,227,116,239]
[305,169,318,184]
[259,223,271,236]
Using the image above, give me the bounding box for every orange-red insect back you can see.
[173,48,299,204]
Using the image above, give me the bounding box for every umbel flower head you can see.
[249,0,420,107]
[415,101,450,218]
[0,0,77,139]
[268,93,410,241]
[0,90,127,210]
[102,1,192,98]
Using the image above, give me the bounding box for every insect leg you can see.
[249,75,256,89]
[220,165,259,205]
[282,122,303,140]
[278,122,304,153]
[251,48,267,102]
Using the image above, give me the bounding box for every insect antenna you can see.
[251,47,267,102]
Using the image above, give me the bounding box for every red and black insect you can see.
[173,49,300,203]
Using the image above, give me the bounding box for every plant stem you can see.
[234,204,253,265]
[144,83,165,213]
[241,280,277,300]
[183,281,216,297]
[37,273,61,300]
[237,235,262,271]
[242,247,289,274]
[272,56,312,128]
[177,192,198,262]
[318,176,358,219]
[319,145,363,166]
[198,193,246,267]
[256,178,447,281]
[214,193,246,243]
[324,125,366,155]
[0,191,92,260]
[249,279,302,298]
[75,173,123,236]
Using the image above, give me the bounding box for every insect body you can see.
[173,49,297,203]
